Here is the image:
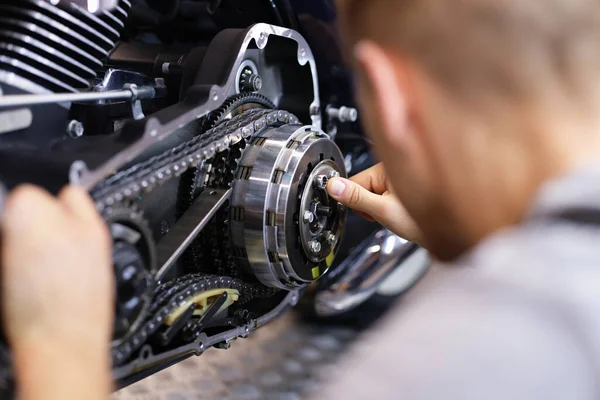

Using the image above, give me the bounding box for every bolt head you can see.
[253,76,263,91]
[67,120,84,138]
[308,240,322,253]
[303,210,315,223]
[326,233,336,246]
[328,170,340,179]
[315,175,328,189]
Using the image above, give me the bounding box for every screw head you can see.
[308,240,322,253]
[67,120,84,138]
[326,232,336,246]
[303,210,315,223]
[315,175,328,189]
[328,170,340,179]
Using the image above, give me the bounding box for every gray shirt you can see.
[315,164,600,399]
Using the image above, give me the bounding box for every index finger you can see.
[349,162,388,195]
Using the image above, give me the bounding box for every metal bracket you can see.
[123,84,145,121]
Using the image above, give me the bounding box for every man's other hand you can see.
[1,184,113,347]
[327,163,423,245]
[1,184,114,399]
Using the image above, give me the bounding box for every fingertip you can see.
[327,177,347,198]
[58,185,96,215]
[4,184,53,214]
[2,184,59,231]
[353,40,375,63]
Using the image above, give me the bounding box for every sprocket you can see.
[102,203,157,347]
[180,94,277,278]
[176,93,276,216]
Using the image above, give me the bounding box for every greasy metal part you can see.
[44,0,120,13]
[231,124,347,289]
[313,229,423,317]
[76,23,322,191]
[155,188,232,282]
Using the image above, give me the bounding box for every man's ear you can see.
[354,41,410,149]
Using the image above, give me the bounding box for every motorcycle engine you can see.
[0,0,350,391]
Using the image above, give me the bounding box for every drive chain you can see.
[101,108,299,366]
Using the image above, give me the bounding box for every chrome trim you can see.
[314,229,425,316]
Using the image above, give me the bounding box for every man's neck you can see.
[459,115,600,256]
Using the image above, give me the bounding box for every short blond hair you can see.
[338,0,600,100]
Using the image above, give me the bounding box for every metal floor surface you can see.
[112,311,362,400]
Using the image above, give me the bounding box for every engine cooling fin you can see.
[0,0,130,94]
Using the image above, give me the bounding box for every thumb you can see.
[327,177,389,222]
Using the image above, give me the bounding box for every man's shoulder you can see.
[317,261,598,399]
[317,221,600,399]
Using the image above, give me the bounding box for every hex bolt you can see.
[315,175,329,189]
[326,232,336,246]
[328,170,340,179]
[240,74,263,92]
[303,210,315,224]
[67,120,84,138]
[327,106,358,123]
[308,240,322,253]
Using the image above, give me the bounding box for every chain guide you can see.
[103,203,157,347]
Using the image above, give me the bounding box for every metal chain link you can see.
[106,108,299,366]
[92,109,299,210]
[112,274,274,366]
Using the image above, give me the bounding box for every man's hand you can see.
[327,163,423,245]
[1,184,114,399]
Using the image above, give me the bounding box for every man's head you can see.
[336,0,600,260]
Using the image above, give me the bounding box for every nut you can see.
[314,175,328,189]
[308,240,322,253]
[328,170,340,179]
[303,210,315,224]
[326,232,336,246]
[67,120,84,138]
